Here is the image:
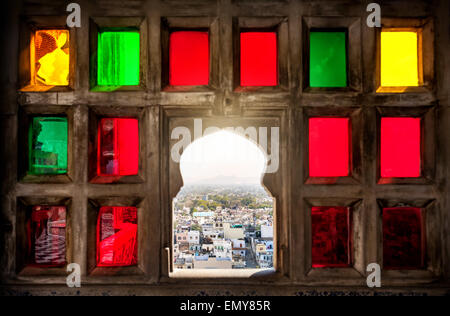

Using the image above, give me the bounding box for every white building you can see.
[203,230,222,240]
[188,230,200,244]
[261,225,273,239]
[258,253,273,268]
[223,223,245,240]
[232,239,246,257]
[213,240,232,259]
[176,232,188,244]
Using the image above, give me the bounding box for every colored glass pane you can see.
[309,31,347,88]
[97,30,140,86]
[29,117,68,175]
[383,207,423,269]
[381,31,419,87]
[381,117,421,178]
[34,29,69,86]
[28,206,66,266]
[312,207,351,268]
[309,118,350,177]
[97,206,138,267]
[97,118,139,176]
[169,31,209,86]
[240,32,278,86]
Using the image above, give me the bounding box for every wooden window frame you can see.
[233,17,289,93]
[88,106,147,184]
[86,196,150,279]
[3,0,447,295]
[376,106,436,185]
[18,105,74,184]
[376,199,441,283]
[15,196,73,278]
[302,17,362,93]
[304,198,365,283]
[160,109,289,283]
[18,16,76,92]
[89,17,148,92]
[303,107,363,185]
[376,18,434,94]
[161,17,219,92]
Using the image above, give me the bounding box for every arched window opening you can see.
[173,130,274,270]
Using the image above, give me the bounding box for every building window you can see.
[88,107,146,184]
[380,30,421,88]
[383,207,424,269]
[96,206,138,267]
[97,29,140,86]
[311,206,351,268]
[169,31,209,86]
[7,1,446,294]
[233,17,289,91]
[240,32,278,87]
[28,117,68,175]
[28,206,67,267]
[381,117,421,178]
[34,30,70,86]
[302,16,362,92]
[309,31,347,88]
[308,118,350,178]
[18,16,75,92]
[89,17,147,91]
[172,130,274,273]
[97,118,139,177]
[376,18,434,93]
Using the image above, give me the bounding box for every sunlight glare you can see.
[180,130,267,185]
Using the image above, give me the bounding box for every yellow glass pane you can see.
[381,31,419,87]
[34,30,70,86]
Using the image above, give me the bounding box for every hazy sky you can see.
[180,130,267,185]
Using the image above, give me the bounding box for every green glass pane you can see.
[29,117,68,175]
[98,30,140,86]
[309,31,347,88]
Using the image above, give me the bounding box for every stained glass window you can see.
[97,118,139,176]
[34,30,70,86]
[381,30,420,88]
[383,207,424,269]
[29,117,68,175]
[97,206,138,267]
[311,206,351,268]
[309,118,350,177]
[27,206,66,267]
[309,31,347,88]
[169,31,210,86]
[381,117,421,178]
[240,32,278,87]
[97,30,140,86]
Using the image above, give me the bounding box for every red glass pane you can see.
[96,206,138,267]
[240,32,278,86]
[97,118,139,176]
[309,118,350,177]
[383,207,423,269]
[381,117,421,178]
[27,206,66,267]
[169,31,209,86]
[311,207,351,268]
